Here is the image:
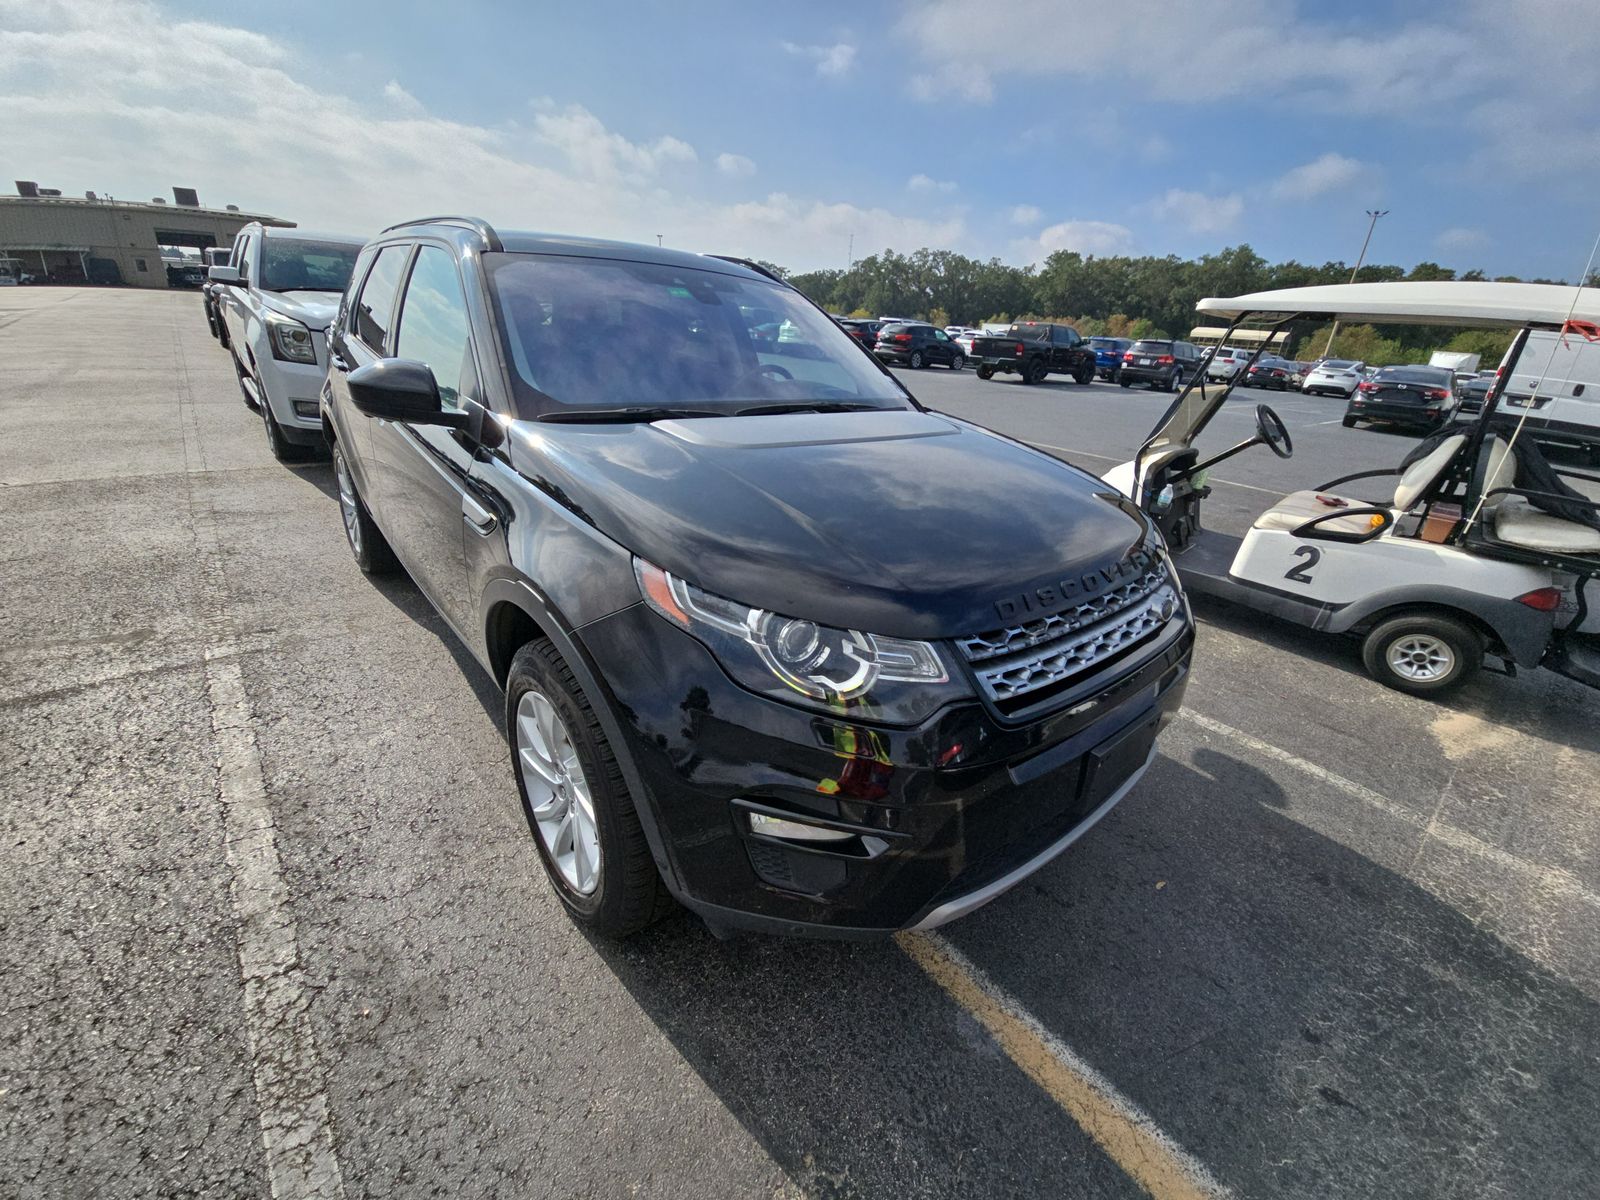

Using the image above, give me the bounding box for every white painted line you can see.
[898,931,1229,1200]
[175,327,348,1200]
[1180,709,1600,915]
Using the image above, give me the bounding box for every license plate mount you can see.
[1080,715,1158,810]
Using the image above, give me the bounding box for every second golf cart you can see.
[1105,281,1600,696]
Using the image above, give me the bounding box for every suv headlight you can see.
[635,559,969,724]
[266,312,317,364]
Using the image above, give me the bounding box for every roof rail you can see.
[704,254,784,284]
[380,215,503,252]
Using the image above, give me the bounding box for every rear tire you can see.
[1168,369,1184,393]
[1074,366,1093,385]
[909,350,924,369]
[1361,613,1481,696]
[949,353,964,371]
[507,639,670,937]
[1022,358,1047,385]
[1342,416,1358,428]
[976,365,994,381]
[1119,378,1131,388]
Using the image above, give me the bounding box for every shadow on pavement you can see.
[591,740,1600,1199]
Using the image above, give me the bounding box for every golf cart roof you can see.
[1198,281,1600,330]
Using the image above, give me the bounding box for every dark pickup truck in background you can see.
[972,321,1096,385]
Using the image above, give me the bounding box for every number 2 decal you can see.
[1284,545,1321,584]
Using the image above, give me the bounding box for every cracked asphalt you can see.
[3,288,1597,1198]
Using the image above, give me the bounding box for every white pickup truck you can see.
[210,223,365,462]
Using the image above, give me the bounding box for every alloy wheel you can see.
[1386,634,1455,682]
[516,689,601,895]
[335,450,361,555]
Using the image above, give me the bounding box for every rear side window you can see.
[354,245,411,352]
[396,246,476,412]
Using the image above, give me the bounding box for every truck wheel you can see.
[976,365,994,381]
[1361,613,1481,696]
[1119,378,1131,388]
[1074,366,1093,385]
[262,397,313,464]
[909,350,924,369]
[1342,416,1357,428]
[1022,358,1047,385]
[507,638,671,937]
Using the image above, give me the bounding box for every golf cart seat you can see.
[1476,434,1600,554]
[1253,434,1468,536]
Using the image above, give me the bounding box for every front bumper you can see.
[577,602,1194,936]
[253,333,331,438]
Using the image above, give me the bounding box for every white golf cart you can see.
[1105,281,1600,696]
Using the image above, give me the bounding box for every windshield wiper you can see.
[732,401,885,416]
[536,406,734,424]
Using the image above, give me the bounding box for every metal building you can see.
[0,183,294,288]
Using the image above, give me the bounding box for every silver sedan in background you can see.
[1301,358,1367,397]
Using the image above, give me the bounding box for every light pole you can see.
[656,234,663,247]
[1323,209,1389,358]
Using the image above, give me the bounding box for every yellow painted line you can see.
[897,931,1228,1200]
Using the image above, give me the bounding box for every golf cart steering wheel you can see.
[1257,404,1293,458]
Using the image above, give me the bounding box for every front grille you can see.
[958,568,1178,712]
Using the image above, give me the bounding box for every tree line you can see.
[778,245,1584,366]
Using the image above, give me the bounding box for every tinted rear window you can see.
[1322,360,1358,369]
[1377,367,1450,384]
[1129,340,1172,353]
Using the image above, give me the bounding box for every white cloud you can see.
[1010,204,1042,226]
[781,40,857,77]
[1271,153,1371,201]
[908,173,957,193]
[0,1,961,272]
[381,80,422,114]
[1149,189,1244,235]
[1436,227,1490,253]
[908,64,994,104]
[1019,220,1136,261]
[715,152,756,178]
[530,101,697,180]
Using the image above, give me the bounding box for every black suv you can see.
[322,217,1193,939]
[1117,339,1205,392]
[873,322,966,369]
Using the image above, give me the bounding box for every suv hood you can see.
[506,410,1153,639]
[259,290,341,331]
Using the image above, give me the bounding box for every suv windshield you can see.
[260,239,361,292]
[486,253,910,419]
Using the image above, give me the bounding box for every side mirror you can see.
[346,359,467,428]
[208,265,243,285]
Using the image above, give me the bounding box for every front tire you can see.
[262,396,313,463]
[1361,613,1481,696]
[507,639,669,936]
[333,442,398,574]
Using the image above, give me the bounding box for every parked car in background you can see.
[1494,328,1600,460]
[1088,336,1131,381]
[837,317,881,351]
[971,321,1096,384]
[1118,339,1205,392]
[874,322,966,369]
[1205,346,1253,381]
[1429,349,1480,376]
[210,222,366,461]
[1301,358,1366,397]
[1343,364,1458,432]
[1243,355,1298,391]
[202,247,232,343]
[321,218,1193,938]
[953,328,983,359]
[1456,371,1496,417]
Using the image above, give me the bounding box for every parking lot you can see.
[5,287,1599,1199]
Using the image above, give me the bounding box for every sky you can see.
[2,0,1597,280]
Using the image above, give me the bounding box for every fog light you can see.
[293,400,319,418]
[748,812,854,842]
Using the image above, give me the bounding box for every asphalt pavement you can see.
[3,290,1597,1199]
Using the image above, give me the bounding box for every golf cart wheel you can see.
[1342,416,1357,428]
[1361,613,1481,696]
[909,350,924,369]
[976,365,994,380]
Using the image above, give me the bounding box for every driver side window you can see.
[395,246,476,413]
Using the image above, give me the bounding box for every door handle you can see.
[462,492,498,535]
[329,346,351,372]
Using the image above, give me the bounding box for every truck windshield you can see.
[260,239,361,292]
[485,253,910,419]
